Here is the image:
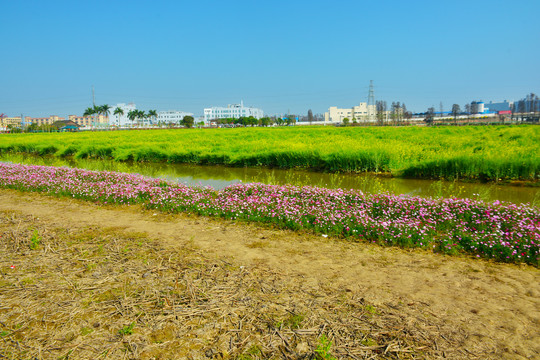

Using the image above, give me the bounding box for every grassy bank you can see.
[1,125,538,182]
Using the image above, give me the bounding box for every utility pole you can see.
[92,85,95,107]
[440,102,443,118]
[367,80,375,122]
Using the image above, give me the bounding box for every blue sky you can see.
[1,0,539,117]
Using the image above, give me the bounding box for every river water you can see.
[1,154,538,205]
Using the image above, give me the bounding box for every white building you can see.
[109,103,137,127]
[324,102,376,124]
[204,101,263,122]
[157,110,194,125]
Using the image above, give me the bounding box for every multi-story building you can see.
[108,103,137,127]
[204,101,263,122]
[0,116,22,128]
[26,115,65,127]
[324,102,376,124]
[157,110,194,125]
[68,114,108,128]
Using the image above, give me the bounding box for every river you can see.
[1,153,538,205]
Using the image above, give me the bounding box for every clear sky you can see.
[1,0,539,118]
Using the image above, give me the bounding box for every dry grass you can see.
[0,210,470,359]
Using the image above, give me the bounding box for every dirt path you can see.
[1,189,539,359]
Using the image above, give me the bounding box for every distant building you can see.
[324,102,376,124]
[204,101,263,122]
[0,116,22,128]
[26,115,65,127]
[470,101,486,114]
[514,94,539,113]
[484,100,511,112]
[157,110,194,125]
[68,114,108,128]
[109,103,137,127]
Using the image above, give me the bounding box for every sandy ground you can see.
[0,189,539,359]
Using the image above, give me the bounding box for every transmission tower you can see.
[367,80,375,121]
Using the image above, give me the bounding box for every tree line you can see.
[211,116,296,127]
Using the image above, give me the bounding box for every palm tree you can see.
[100,104,111,127]
[83,107,95,117]
[148,110,157,126]
[113,107,124,127]
[127,110,137,128]
[137,110,146,127]
[90,105,102,128]
[83,107,96,129]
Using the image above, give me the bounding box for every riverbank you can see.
[1,125,538,182]
[1,189,539,359]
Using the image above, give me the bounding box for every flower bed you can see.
[0,162,538,265]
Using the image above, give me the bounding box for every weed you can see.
[246,345,261,355]
[21,276,35,285]
[81,327,93,336]
[284,313,304,329]
[364,304,378,315]
[118,322,135,336]
[246,240,269,248]
[361,337,377,346]
[315,335,336,360]
[29,229,40,250]
[237,345,262,359]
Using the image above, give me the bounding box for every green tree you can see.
[390,102,398,125]
[148,110,158,126]
[307,109,314,125]
[260,117,271,126]
[181,115,194,128]
[83,107,95,117]
[82,106,98,128]
[424,107,435,126]
[451,104,461,126]
[137,110,147,126]
[376,100,387,125]
[92,105,102,127]
[25,123,38,132]
[286,116,296,126]
[113,107,124,127]
[100,104,111,127]
[342,117,350,126]
[127,110,137,127]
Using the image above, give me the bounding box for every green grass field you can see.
[1,125,538,182]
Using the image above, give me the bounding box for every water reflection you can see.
[1,153,538,205]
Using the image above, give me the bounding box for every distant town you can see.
[1,92,538,132]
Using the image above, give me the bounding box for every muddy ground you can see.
[0,189,538,359]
